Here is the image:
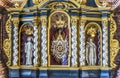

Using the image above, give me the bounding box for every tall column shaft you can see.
[41,17,47,67]
[71,17,78,67]
[79,20,86,66]
[12,18,19,66]
[102,19,108,66]
[33,20,39,66]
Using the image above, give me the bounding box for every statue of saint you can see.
[25,37,34,65]
[86,38,96,66]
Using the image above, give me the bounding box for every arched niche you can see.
[85,22,102,66]
[19,22,34,65]
[48,11,71,67]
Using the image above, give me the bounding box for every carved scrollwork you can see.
[110,15,119,68]
[95,0,109,7]
[3,17,11,67]
[3,39,11,66]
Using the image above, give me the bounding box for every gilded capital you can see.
[41,17,47,26]
[80,20,86,26]
[12,18,19,27]
[102,20,108,26]
[71,17,78,26]
[33,19,39,26]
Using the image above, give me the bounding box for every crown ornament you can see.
[87,27,97,38]
[55,15,65,28]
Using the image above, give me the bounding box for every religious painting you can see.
[85,22,102,66]
[19,23,34,65]
[49,11,70,66]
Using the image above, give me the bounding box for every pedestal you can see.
[80,70,100,78]
[100,70,110,78]
[9,69,20,78]
[39,70,48,78]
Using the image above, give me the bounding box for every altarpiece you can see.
[3,0,119,78]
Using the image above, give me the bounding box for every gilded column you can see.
[12,18,19,66]
[41,16,47,67]
[102,18,108,66]
[33,19,39,66]
[79,20,86,66]
[71,17,78,67]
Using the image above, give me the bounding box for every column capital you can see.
[11,18,19,27]
[102,19,108,26]
[71,16,78,26]
[33,18,39,26]
[80,20,86,26]
[41,16,47,26]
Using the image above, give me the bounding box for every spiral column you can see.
[12,18,19,66]
[33,20,39,66]
[102,19,108,66]
[41,17,47,67]
[79,20,86,66]
[71,17,78,67]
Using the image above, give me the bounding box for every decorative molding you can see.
[3,17,11,67]
[37,0,86,8]
[110,15,119,68]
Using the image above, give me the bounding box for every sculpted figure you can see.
[86,38,96,66]
[25,37,34,65]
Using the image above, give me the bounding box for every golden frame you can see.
[48,10,71,67]
[110,14,120,68]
